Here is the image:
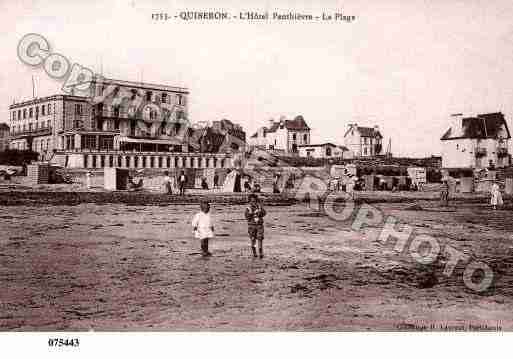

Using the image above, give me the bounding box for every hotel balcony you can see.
[10,127,53,139]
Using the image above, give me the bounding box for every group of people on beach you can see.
[191,193,267,258]
[440,179,504,209]
[163,170,221,195]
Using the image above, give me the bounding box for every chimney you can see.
[449,113,463,136]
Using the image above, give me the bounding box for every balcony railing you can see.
[10,127,53,138]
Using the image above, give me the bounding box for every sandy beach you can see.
[0,198,511,331]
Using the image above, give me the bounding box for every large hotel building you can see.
[8,77,238,169]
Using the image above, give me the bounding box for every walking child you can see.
[192,201,214,257]
[245,194,266,258]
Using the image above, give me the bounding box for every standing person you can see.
[201,176,209,190]
[243,176,252,192]
[490,181,503,210]
[346,175,355,198]
[163,171,173,194]
[440,179,449,206]
[85,171,92,190]
[178,170,187,196]
[192,202,214,257]
[213,173,219,190]
[273,174,280,193]
[245,194,266,259]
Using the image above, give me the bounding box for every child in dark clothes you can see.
[245,194,266,258]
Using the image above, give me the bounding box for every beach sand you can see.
[0,200,511,330]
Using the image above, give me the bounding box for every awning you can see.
[118,137,183,145]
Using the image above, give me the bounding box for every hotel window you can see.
[12,112,15,121]
[23,109,27,119]
[48,104,52,114]
[292,133,297,141]
[42,105,45,116]
[28,123,32,131]
[36,106,39,115]
[146,91,152,101]
[177,94,184,106]
[83,135,97,150]
[114,119,120,130]
[161,93,168,103]
[113,106,120,117]
[47,120,51,128]
[303,134,308,143]
[18,110,21,120]
[29,108,33,118]
[75,104,83,115]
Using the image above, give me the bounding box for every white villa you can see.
[440,112,511,169]
[248,115,311,154]
[343,124,383,157]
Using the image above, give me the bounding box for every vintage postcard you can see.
[0,0,511,350]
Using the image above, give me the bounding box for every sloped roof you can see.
[440,112,511,140]
[344,125,382,138]
[284,115,310,131]
[0,123,9,131]
[251,115,310,138]
[265,121,281,133]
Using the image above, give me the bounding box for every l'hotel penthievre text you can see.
[151,11,357,23]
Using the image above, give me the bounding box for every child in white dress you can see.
[191,202,214,256]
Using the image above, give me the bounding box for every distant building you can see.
[0,123,10,151]
[188,119,246,153]
[248,115,311,154]
[298,143,348,159]
[440,112,511,169]
[343,124,383,157]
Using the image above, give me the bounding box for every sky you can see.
[1,0,513,156]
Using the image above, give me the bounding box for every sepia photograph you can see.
[0,0,512,355]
